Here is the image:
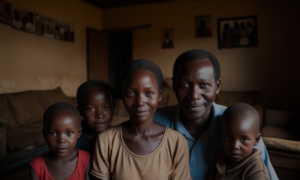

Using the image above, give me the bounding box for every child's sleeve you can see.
[90,132,111,180]
[170,135,192,180]
[246,171,269,180]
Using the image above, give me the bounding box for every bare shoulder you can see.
[29,166,39,180]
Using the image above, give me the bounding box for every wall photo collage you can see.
[161,15,258,49]
[0,0,74,42]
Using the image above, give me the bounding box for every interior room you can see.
[0,0,299,179]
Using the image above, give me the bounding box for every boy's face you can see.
[80,87,113,133]
[222,115,260,162]
[122,70,162,123]
[44,111,81,158]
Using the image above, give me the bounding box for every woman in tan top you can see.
[91,59,191,180]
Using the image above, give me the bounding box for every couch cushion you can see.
[263,137,300,154]
[6,92,45,126]
[0,95,19,128]
[261,126,300,141]
[7,122,45,151]
[38,87,76,109]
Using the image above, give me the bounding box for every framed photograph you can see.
[55,21,74,42]
[195,15,212,38]
[11,5,35,34]
[218,15,258,49]
[35,14,54,38]
[0,1,11,25]
[161,28,174,49]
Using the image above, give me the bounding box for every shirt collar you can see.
[174,102,220,141]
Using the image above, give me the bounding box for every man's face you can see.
[173,59,220,121]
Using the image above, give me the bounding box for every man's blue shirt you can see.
[154,103,278,180]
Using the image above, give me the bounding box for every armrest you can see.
[253,104,263,130]
[0,118,8,159]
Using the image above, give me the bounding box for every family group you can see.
[29,49,278,180]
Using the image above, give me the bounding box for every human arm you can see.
[85,159,92,180]
[29,166,39,180]
[89,133,111,180]
[255,138,278,180]
[246,171,269,180]
[170,135,192,180]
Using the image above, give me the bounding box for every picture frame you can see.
[161,28,174,49]
[0,1,12,26]
[35,14,55,38]
[54,20,75,42]
[11,5,35,34]
[195,15,212,38]
[217,15,258,49]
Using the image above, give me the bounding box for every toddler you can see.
[29,102,91,180]
[211,103,270,180]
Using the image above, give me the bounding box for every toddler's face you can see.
[122,70,162,123]
[44,111,81,158]
[222,115,260,162]
[81,87,113,133]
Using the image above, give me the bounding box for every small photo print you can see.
[195,15,212,38]
[35,14,54,38]
[11,5,35,34]
[161,28,174,49]
[55,21,74,42]
[0,1,12,25]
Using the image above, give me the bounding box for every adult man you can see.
[154,49,278,180]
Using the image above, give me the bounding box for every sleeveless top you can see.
[29,150,90,180]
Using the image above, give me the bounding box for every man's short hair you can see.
[76,79,114,107]
[120,59,163,89]
[43,102,81,128]
[173,49,221,82]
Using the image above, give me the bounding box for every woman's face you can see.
[122,69,162,123]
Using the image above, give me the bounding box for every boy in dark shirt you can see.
[211,103,271,180]
[75,80,115,153]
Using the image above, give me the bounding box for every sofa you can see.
[0,87,77,177]
[1,80,295,179]
[261,110,300,180]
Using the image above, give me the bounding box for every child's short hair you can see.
[76,79,114,106]
[120,59,163,89]
[43,102,81,128]
[222,103,260,134]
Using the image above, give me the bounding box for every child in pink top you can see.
[29,102,91,180]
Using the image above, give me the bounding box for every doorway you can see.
[108,31,132,97]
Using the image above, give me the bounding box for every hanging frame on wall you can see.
[217,15,258,49]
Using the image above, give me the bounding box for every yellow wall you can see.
[0,0,102,96]
[103,0,300,110]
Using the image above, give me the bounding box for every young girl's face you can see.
[44,111,81,158]
[122,69,162,123]
[81,87,113,133]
